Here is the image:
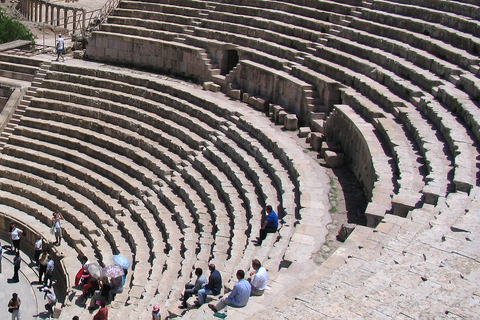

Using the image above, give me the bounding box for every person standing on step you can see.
[11,251,21,282]
[34,234,43,266]
[52,212,64,246]
[208,269,251,312]
[9,223,23,254]
[257,205,278,245]
[56,34,65,62]
[248,259,268,296]
[196,264,222,307]
[43,255,54,288]
[38,249,49,283]
[180,267,207,308]
[8,293,21,320]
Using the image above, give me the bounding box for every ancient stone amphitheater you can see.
[0,0,479,318]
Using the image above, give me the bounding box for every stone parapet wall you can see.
[227,59,312,118]
[86,32,210,81]
[325,104,393,227]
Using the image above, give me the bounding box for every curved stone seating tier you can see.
[313,43,479,192]
[386,0,480,20]
[370,0,480,39]
[0,53,43,82]
[0,157,131,258]
[325,104,394,226]
[351,9,480,70]
[4,61,314,317]
[4,122,161,305]
[44,64,293,218]
[305,54,454,202]
[329,24,466,79]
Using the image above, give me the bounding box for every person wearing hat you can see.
[151,305,161,320]
[56,34,65,62]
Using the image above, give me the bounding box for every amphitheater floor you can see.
[0,240,45,319]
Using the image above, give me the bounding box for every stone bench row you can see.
[386,0,480,20]
[360,5,480,65]
[30,72,292,308]
[315,39,479,193]
[46,65,295,216]
[335,93,425,215]
[372,0,480,38]
[352,10,480,70]
[7,123,162,303]
[210,0,347,26]
[308,54,452,203]
[0,185,97,260]
[47,61,300,249]
[46,62,330,318]
[0,156,131,254]
[56,61,304,288]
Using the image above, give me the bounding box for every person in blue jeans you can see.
[208,269,251,312]
[258,205,278,245]
[196,264,222,306]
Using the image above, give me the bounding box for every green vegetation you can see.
[328,176,339,214]
[0,8,35,44]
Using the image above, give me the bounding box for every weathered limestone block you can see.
[203,81,214,91]
[242,92,250,103]
[298,126,311,137]
[364,202,390,228]
[209,83,221,92]
[272,105,284,123]
[277,110,287,125]
[392,193,421,217]
[324,150,344,168]
[310,132,324,151]
[284,114,298,131]
[311,119,325,133]
[249,96,267,111]
[227,86,242,100]
[320,141,341,158]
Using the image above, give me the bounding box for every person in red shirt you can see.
[93,300,108,320]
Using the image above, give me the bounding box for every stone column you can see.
[63,8,68,30]
[72,9,77,33]
[38,1,42,22]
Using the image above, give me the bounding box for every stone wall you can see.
[325,105,393,227]
[228,59,312,117]
[85,33,211,81]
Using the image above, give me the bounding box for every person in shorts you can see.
[56,34,65,62]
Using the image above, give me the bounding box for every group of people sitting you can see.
[75,257,125,319]
[176,205,277,314]
[180,258,269,313]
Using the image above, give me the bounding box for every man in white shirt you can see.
[10,223,23,254]
[34,234,43,266]
[43,256,55,288]
[248,259,268,296]
[56,34,65,62]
